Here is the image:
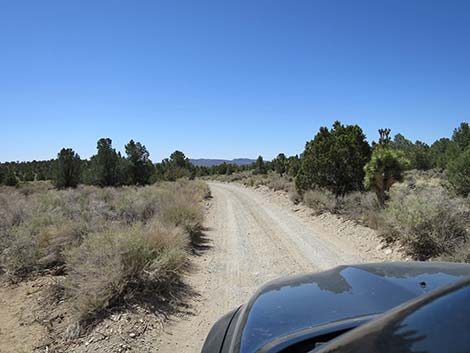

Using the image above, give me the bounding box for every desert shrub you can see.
[16,181,55,196]
[0,180,208,282]
[267,175,293,192]
[111,187,159,224]
[1,220,90,278]
[403,169,448,189]
[380,184,469,260]
[289,190,302,204]
[159,189,204,236]
[336,191,382,228]
[37,221,89,267]
[64,222,187,327]
[441,242,470,263]
[1,225,42,277]
[246,178,255,187]
[303,189,336,214]
[0,192,30,231]
[177,179,211,200]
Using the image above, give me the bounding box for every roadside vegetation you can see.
[0,179,210,338]
[1,122,469,265]
[209,122,470,263]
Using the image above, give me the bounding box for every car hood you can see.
[228,262,470,353]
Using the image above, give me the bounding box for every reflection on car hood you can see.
[229,262,470,353]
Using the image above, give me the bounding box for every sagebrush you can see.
[379,183,469,260]
[0,180,209,332]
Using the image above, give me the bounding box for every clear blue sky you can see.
[1,0,469,162]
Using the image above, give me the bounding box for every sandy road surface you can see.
[154,182,374,353]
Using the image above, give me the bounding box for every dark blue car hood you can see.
[227,262,470,353]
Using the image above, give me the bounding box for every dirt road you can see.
[154,182,381,353]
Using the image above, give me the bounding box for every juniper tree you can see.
[90,138,120,186]
[55,148,81,188]
[125,139,154,185]
[273,153,287,176]
[452,122,470,151]
[253,156,267,175]
[447,148,470,197]
[296,121,371,197]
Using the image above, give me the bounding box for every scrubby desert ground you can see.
[0,181,401,353]
[138,182,403,353]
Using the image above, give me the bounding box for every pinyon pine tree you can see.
[55,148,81,188]
[296,121,371,197]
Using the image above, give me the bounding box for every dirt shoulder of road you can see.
[249,184,408,263]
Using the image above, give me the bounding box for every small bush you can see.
[64,222,187,326]
[186,179,211,200]
[441,242,470,263]
[37,221,89,267]
[1,225,41,277]
[289,190,302,204]
[379,184,469,260]
[303,189,336,214]
[0,192,30,231]
[267,175,293,192]
[111,187,159,224]
[159,193,204,236]
[336,191,382,228]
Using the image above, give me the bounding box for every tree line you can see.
[293,121,470,204]
[0,138,202,188]
[0,138,297,188]
[1,121,469,198]
[204,121,470,203]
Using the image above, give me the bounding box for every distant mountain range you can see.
[190,158,256,167]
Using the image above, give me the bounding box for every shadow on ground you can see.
[190,226,213,256]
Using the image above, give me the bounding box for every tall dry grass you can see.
[0,180,210,333]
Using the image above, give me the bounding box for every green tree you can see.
[90,138,120,186]
[413,141,433,170]
[124,140,154,185]
[253,156,267,175]
[447,148,470,197]
[273,153,287,176]
[296,121,371,197]
[160,150,193,181]
[55,148,81,188]
[36,172,46,181]
[430,138,459,169]
[364,147,409,207]
[452,122,470,151]
[169,150,190,169]
[391,134,432,170]
[287,155,301,176]
[4,169,18,186]
[216,162,227,175]
[23,170,35,182]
